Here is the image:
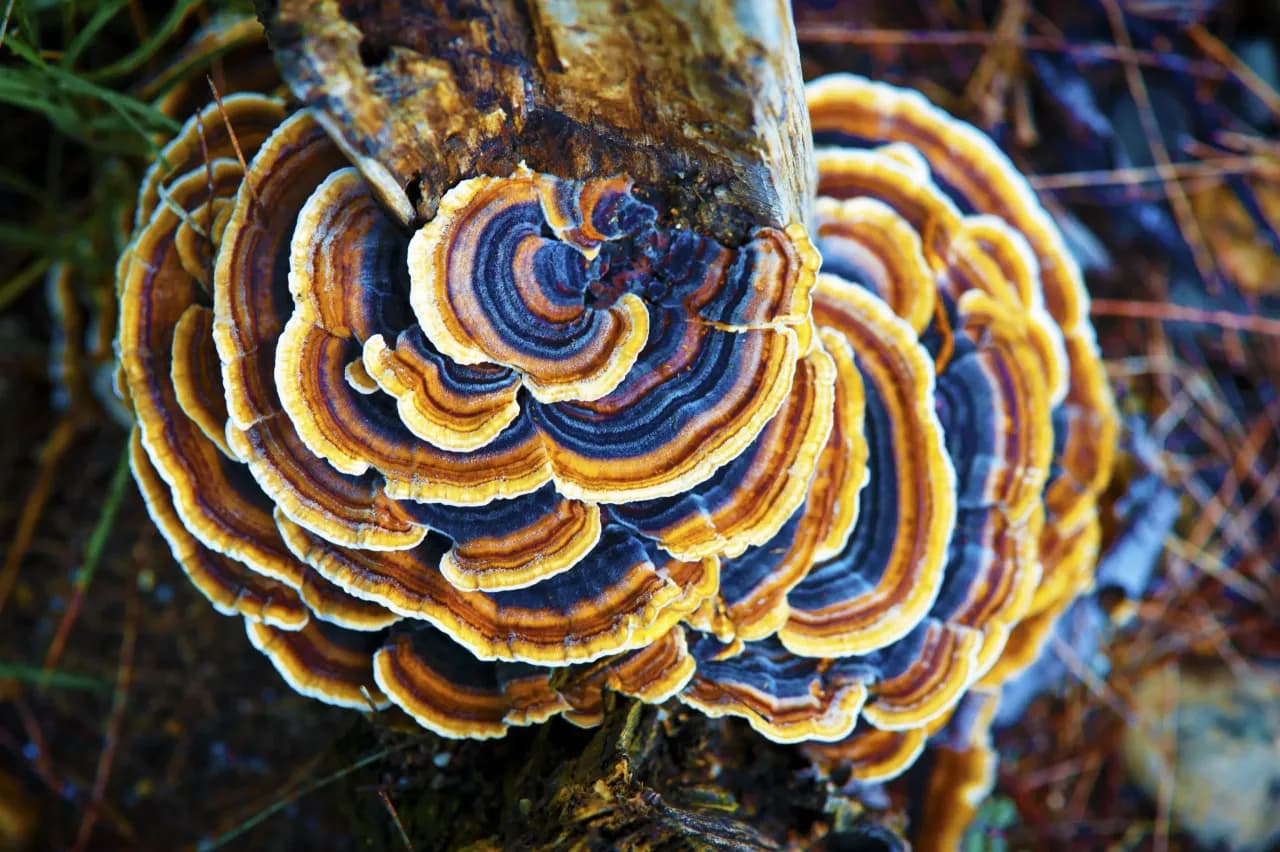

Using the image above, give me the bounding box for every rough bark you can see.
[256,0,813,241]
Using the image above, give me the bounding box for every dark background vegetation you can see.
[1,0,1277,849]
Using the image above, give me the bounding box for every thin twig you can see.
[207,75,264,219]
[197,741,418,850]
[15,698,63,795]
[962,0,1029,129]
[71,583,138,852]
[1029,154,1280,191]
[1187,24,1280,122]
[0,417,77,616]
[379,790,415,851]
[1099,0,1220,293]
[43,441,132,673]
[0,0,16,51]
[194,106,217,289]
[1090,298,1280,337]
[795,25,1232,82]
[1050,634,1135,723]
[1152,667,1178,852]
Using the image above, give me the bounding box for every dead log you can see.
[256,0,814,241]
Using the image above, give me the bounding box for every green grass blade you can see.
[60,0,128,69]
[0,663,111,692]
[85,0,203,82]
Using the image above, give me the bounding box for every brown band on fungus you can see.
[213,110,429,548]
[130,431,308,629]
[536,322,801,505]
[946,506,1045,681]
[408,169,650,404]
[274,166,554,507]
[814,196,935,335]
[804,329,869,562]
[680,647,870,745]
[560,627,697,726]
[170,305,233,457]
[148,17,283,125]
[779,274,955,658]
[612,345,835,563]
[860,621,980,731]
[805,726,928,784]
[136,94,287,229]
[916,694,1000,852]
[246,618,389,710]
[978,518,1099,691]
[945,217,1068,404]
[717,505,824,644]
[953,290,1056,521]
[120,162,323,590]
[814,148,963,272]
[373,630,572,739]
[807,75,1119,603]
[296,571,401,631]
[277,516,718,666]
[361,329,522,453]
[450,517,601,593]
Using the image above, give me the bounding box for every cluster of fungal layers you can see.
[115,73,1115,792]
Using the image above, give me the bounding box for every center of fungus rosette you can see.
[401,166,823,503]
[274,160,822,511]
[407,166,656,405]
[404,165,821,403]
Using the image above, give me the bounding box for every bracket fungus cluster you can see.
[116,51,1115,792]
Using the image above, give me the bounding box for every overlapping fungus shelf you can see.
[115,71,1116,798]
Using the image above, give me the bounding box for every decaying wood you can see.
[256,0,813,240]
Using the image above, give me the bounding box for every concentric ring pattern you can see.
[115,73,1115,773]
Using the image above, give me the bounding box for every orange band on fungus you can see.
[560,628,697,726]
[408,167,650,404]
[780,274,955,657]
[373,629,572,739]
[121,161,324,592]
[135,94,286,229]
[170,305,233,457]
[278,517,717,666]
[535,320,800,504]
[917,694,1000,852]
[610,345,835,563]
[814,196,936,335]
[361,329,522,453]
[414,484,604,593]
[130,432,308,629]
[807,75,1118,627]
[806,726,929,784]
[804,329,869,562]
[246,618,389,710]
[679,637,870,745]
[274,165,554,507]
[859,621,980,731]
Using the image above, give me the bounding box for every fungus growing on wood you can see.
[115,0,1115,777]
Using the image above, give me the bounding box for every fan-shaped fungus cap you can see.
[115,49,1114,789]
[673,74,1114,777]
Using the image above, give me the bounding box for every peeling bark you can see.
[256,0,813,240]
